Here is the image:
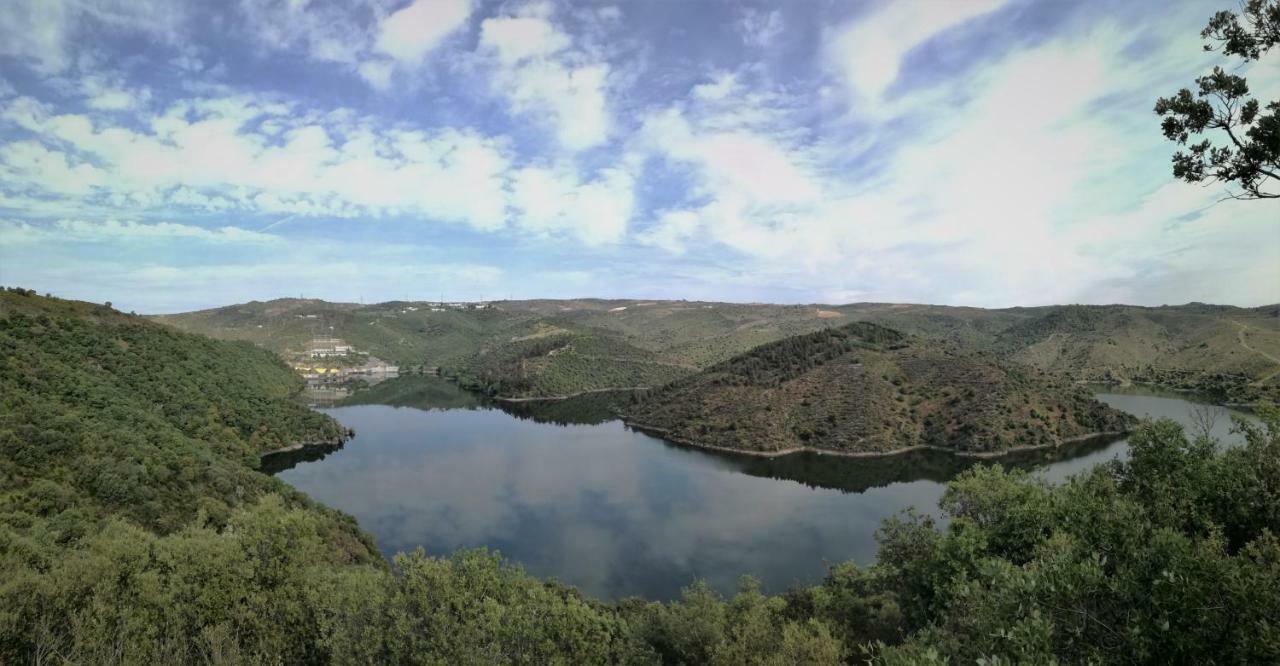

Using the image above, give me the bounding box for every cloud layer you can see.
[0,0,1275,312]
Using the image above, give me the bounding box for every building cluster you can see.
[293,357,399,380]
[426,302,493,312]
[291,337,398,380]
[309,337,354,358]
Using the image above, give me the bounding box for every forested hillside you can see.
[157,298,1280,401]
[624,322,1133,456]
[0,288,350,531]
[2,288,1278,662]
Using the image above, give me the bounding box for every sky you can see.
[0,0,1276,313]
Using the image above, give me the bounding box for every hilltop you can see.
[623,322,1134,456]
[155,297,1280,401]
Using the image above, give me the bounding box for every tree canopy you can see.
[1155,0,1280,199]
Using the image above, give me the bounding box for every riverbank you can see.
[623,421,1129,460]
[260,427,354,457]
[491,386,650,402]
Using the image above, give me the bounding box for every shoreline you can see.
[1088,379,1267,409]
[622,421,1128,460]
[492,386,649,403]
[260,428,353,457]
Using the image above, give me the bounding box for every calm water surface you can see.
[267,378,1257,600]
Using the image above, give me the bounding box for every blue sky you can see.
[0,0,1276,313]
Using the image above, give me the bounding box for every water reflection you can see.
[496,390,628,426]
[729,434,1126,494]
[268,376,1258,600]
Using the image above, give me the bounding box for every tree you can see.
[1155,0,1280,199]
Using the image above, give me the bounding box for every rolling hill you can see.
[154,298,1280,401]
[622,321,1134,456]
[0,287,368,540]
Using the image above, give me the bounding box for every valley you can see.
[6,289,1280,663]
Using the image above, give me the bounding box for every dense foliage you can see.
[4,290,1278,662]
[452,332,689,398]
[625,321,1132,455]
[697,322,907,387]
[0,288,351,533]
[1155,0,1279,200]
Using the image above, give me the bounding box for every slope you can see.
[623,321,1133,456]
[156,298,1280,401]
[0,286,369,541]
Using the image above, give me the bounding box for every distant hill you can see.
[154,298,1280,401]
[989,304,1280,403]
[153,298,860,398]
[622,322,1134,456]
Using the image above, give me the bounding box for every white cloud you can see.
[81,75,151,111]
[0,93,515,231]
[0,218,279,245]
[827,0,1010,106]
[0,1,72,73]
[510,165,634,244]
[691,72,737,101]
[643,109,820,205]
[374,0,472,65]
[637,209,700,254]
[505,61,610,150]
[357,60,395,90]
[0,220,46,245]
[740,9,783,48]
[0,140,109,196]
[0,242,507,314]
[478,11,611,150]
[479,15,570,65]
[0,0,185,74]
[630,12,1279,308]
[239,0,471,89]
[238,0,368,65]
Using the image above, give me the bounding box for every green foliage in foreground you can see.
[3,290,1279,663]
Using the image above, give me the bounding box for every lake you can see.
[266,378,1257,600]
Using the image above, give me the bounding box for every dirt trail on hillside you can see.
[1232,320,1280,385]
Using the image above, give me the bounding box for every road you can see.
[1232,320,1280,386]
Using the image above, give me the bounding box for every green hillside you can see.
[624,322,1133,456]
[156,298,1280,401]
[992,304,1280,403]
[0,288,354,532]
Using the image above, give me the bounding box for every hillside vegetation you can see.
[624,322,1133,456]
[0,288,352,532]
[3,289,1280,662]
[157,298,1280,401]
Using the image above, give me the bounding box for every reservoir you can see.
[266,378,1257,600]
